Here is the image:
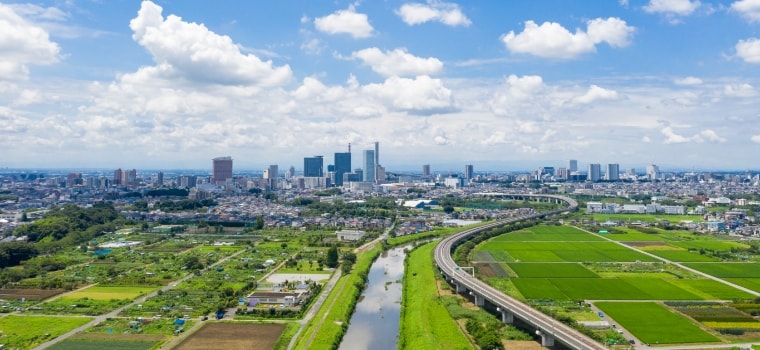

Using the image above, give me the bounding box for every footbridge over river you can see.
[434,194,607,350]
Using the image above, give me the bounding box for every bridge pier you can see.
[454,282,465,293]
[499,309,514,324]
[535,330,555,347]
[472,293,484,306]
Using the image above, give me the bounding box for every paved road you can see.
[34,247,249,350]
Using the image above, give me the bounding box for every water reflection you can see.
[338,245,410,350]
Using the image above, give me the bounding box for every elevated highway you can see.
[434,194,607,350]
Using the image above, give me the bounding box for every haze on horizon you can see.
[1,0,759,170]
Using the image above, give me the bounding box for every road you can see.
[34,247,249,350]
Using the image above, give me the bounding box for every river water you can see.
[337,245,409,350]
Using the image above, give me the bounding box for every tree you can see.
[326,246,339,268]
[254,215,265,230]
[443,205,455,214]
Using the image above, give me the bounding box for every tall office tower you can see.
[605,163,620,181]
[286,166,295,179]
[374,141,380,182]
[264,164,278,189]
[334,152,351,186]
[303,156,324,177]
[422,164,431,177]
[646,164,660,181]
[588,163,601,182]
[464,164,474,179]
[568,159,578,173]
[156,172,164,186]
[125,169,137,185]
[213,156,233,183]
[113,168,123,185]
[363,149,375,183]
[555,167,568,179]
[67,173,82,187]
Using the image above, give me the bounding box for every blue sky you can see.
[1,0,759,172]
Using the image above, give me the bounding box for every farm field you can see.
[48,334,165,350]
[0,315,93,349]
[174,323,286,350]
[471,223,760,345]
[62,285,155,300]
[592,213,703,223]
[595,302,720,344]
[0,288,66,301]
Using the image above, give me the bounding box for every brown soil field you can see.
[503,340,546,349]
[174,323,285,350]
[476,263,496,278]
[0,288,66,300]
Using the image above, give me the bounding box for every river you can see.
[337,245,410,350]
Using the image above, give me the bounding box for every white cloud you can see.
[642,136,651,143]
[0,3,60,80]
[674,76,703,85]
[129,1,291,87]
[730,0,760,22]
[643,0,701,15]
[573,85,619,104]
[350,48,443,77]
[489,75,545,116]
[501,17,634,59]
[752,134,760,143]
[724,83,756,97]
[396,1,471,27]
[362,75,454,113]
[661,126,726,143]
[300,38,326,55]
[735,38,760,63]
[7,3,68,21]
[314,6,374,38]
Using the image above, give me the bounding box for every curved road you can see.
[434,194,608,350]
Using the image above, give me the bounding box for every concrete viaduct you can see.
[434,194,607,350]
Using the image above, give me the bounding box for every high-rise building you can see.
[212,156,233,184]
[568,159,578,173]
[588,163,601,182]
[156,172,163,186]
[363,150,375,183]
[464,164,474,179]
[605,164,620,181]
[304,156,324,177]
[334,152,351,186]
[422,164,430,177]
[646,164,660,181]
[264,164,278,190]
[113,168,123,185]
[286,166,295,179]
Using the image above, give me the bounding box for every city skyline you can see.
[1,0,759,169]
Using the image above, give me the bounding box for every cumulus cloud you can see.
[736,38,760,63]
[129,1,291,87]
[724,83,756,97]
[752,134,760,143]
[350,48,443,77]
[731,0,760,22]
[362,75,454,113]
[573,85,619,104]
[501,17,634,59]
[314,5,374,38]
[396,1,471,27]
[643,0,701,15]
[674,76,703,85]
[489,75,545,116]
[0,3,60,80]
[661,126,726,143]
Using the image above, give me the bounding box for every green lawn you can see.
[399,242,472,349]
[595,302,720,344]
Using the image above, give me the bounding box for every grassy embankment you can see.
[291,246,381,350]
[398,241,472,349]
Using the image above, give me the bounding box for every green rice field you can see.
[62,285,155,301]
[595,302,720,344]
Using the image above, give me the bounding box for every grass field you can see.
[508,263,598,278]
[513,278,703,300]
[62,285,154,301]
[592,213,703,223]
[595,302,720,344]
[0,315,94,349]
[598,227,667,242]
[726,278,760,293]
[642,249,718,262]
[481,241,658,262]
[399,242,472,350]
[492,225,604,242]
[685,263,760,278]
[667,279,755,300]
[48,334,163,350]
